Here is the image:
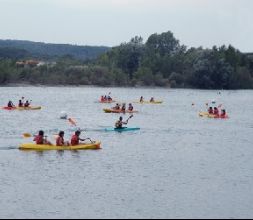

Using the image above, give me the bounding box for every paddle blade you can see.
[23,133,32,138]
[68,118,77,126]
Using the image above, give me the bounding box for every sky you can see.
[0,0,253,52]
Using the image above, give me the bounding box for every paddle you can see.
[23,133,49,140]
[126,115,134,124]
[83,138,95,144]
[68,118,77,127]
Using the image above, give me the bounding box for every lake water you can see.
[0,87,253,218]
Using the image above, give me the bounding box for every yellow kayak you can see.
[2,106,42,111]
[134,101,163,104]
[17,106,42,111]
[19,141,101,151]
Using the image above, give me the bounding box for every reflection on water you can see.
[0,87,253,218]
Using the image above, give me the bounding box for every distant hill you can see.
[0,47,31,60]
[0,40,110,60]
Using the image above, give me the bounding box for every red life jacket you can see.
[34,135,44,145]
[71,135,79,146]
[56,137,64,146]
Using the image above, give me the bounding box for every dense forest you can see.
[0,32,253,89]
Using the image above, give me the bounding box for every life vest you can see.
[71,135,79,146]
[34,135,44,145]
[56,137,64,146]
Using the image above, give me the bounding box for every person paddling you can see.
[24,100,31,108]
[121,103,126,112]
[7,101,15,108]
[18,100,24,107]
[128,103,134,111]
[115,116,133,129]
[71,130,86,146]
[150,97,155,103]
[140,96,144,102]
[208,107,214,114]
[56,131,70,146]
[220,109,227,118]
[214,107,219,116]
[113,103,121,110]
[33,130,52,145]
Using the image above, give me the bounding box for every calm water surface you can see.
[0,87,253,218]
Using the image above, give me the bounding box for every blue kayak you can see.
[104,127,140,132]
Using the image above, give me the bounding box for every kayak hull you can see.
[2,106,42,111]
[199,112,229,119]
[19,141,101,151]
[103,109,138,114]
[105,127,140,132]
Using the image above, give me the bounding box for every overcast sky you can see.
[0,0,252,52]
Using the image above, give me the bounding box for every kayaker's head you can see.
[39,130,44,136]
[209,107,213,110]
[119,117,123,121]
[59,131,65,137]
[75,130,81,137]
[222,109,226,114]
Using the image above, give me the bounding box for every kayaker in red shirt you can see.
[71,130,85,146]
[208,107,214,114]
[214,107,219,116]
[33,130,52,145]
[56,131,69,146]
[220,109,227,118]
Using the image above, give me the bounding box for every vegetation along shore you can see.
[0,31,253,89]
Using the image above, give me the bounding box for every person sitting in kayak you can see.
[121,103,126,112]
[71,130,85,146]
[115,117,128,129]
[101,96,105,102]
[150,97,155,102]
[7,101,15,108]
[18,100,24,107]
[128,103,134,111]
[24,100,30,108]
[220,109,227,118]
[113,103,121,110]
[108,95,112,101]
[214,107,219,116]
[33,130,52,145]
[56,131,70,146]
[208,107,214,114]
[140,96,144,102]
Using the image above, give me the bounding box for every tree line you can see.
[0,31,253,89]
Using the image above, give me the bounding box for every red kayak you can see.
[2,107,17,110]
